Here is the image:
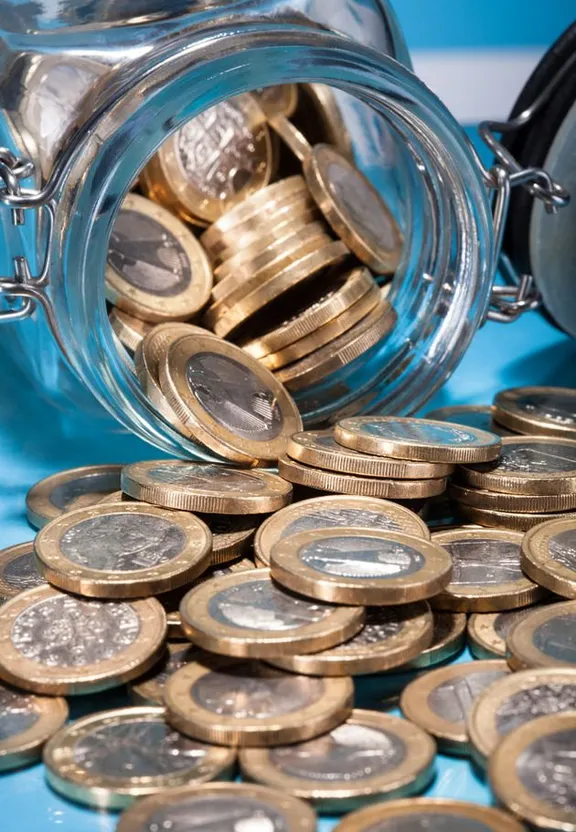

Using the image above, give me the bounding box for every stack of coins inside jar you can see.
[2,385,576,830]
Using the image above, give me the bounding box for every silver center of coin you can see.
[365,817,493,832]
[514,392,576,426]
[283,508,404,538]
[496,683,576,737]
[2,552,45,592]
[427,670,508,725]
[548,529,576,572]
[270,722,406,782]
[442,538,523,586]
[146,794,290,832]
[479,443,576,474]
[352,420,479,445]
[186,353,283,441]
[516,728,576,810]
[11,596,140,667]
[533,615,576,663]
[108,209,191,296]
[148,464,266,492]
[208,580,331,631]
[0,687,38,740]
[340,608,405,650]
[49,471,121,512]
[191,663,324,718]
[298,535,425,580]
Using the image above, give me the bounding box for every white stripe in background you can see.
[411,49,545,124]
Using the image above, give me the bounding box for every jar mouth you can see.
[56,24,493,459]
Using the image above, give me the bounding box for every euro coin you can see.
[506,600,576,670]
[0,682,67,772]
[425,404,514,435]
[26,464,123,528]
[401,611,467,670]
[521,516,576,598]
[131,642,199,705]
[0,541,46,599]
[467,603,555,659]
[494,385,576,438]
[450,483,576,512]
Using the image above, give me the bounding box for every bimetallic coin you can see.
[44,706,235,809]
[449,483,576,512]
[0,682,68,772]
[116,782,317,832]
[270,528,452,606]
[468,667,576,767]
[268,603,433,677]
[425,404,514,436]
[239,710,436,811]
[468,605,554,660]
[254,85,300,118]
[400,660,510,754]
[494,386,576,438]
[0,541,45,599]
[401,612,467,671]
[131,642,199,706]
[164,656,353,747]
[0,585,167,695]
[431,528,544,612]
[522,517,576,599]
[489,712,576,831]
[506,600,576,670]
[26,464,122,529]
[457,504,576,532]
[335,417,501,464]
[122,460,292,514]
[110,308,153,353]
[158,333,303,465]
[179,568,364,659]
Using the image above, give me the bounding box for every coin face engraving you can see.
[494,608,539,641]
[108,209,191,296]
[548,529,576,571]
[148,464,267,492]
[365,817,493,832]
[513,392,576,427]
[146,794,290,832]
[269,722,406,781]
[208,580,331,631]
[516,728,576,810]
[11,596,140,667]
[186,353,283,441]
[283,507,404,538]
[441,538,523,586]
[191,663,324,718]
[50,472,121,511]
[0,687,38,740]
[427,670,508,724]
[532,615,576,663]
[353,421,480,445]
[495,683,576,736]
[475,443,576,474]
[2,552,45,592]
[297,535,425,579]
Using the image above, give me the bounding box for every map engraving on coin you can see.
[50,472,121,511]
[495,684,576,736]
[147,794,290,832]
[0,688,38,740]
[208,581,331,631]
[2,553,44,592]
[516,728,576,810]
[148,465,267,492]
[548,529,576,571]
[298,536,425,579]
[428,670,508,724]
[532,615,576,663]
[283,508,404,538]
[442,539,523,585]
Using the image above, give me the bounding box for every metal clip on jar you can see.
[0,4,571,459]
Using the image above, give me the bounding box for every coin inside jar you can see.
[467,604,555,660]
[521,517,576,599]
[494,386,576,438]
[131,642,199,705]
[110,308,153,353]
[0,681,68,772]
[26,464,123,529]
[0,541,46,599]
[506,600,576,670]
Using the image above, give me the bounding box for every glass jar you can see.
[0,0,523,459]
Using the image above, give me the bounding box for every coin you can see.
[179,568,364,658]
[335,416,501,464]
[303,144,403,273]
[431,528,544,612]
[34,502,212,598]
[457,436,576,495]
[110,308,153,353]
[333,797,526,832]
[489,712,576,831]
[269,528,452,605]
[506,600,576,670]
[468,667,576,766]
[522,517,576,599]
[277,456,447,500]
[200,514,260,565]
[141,94,273,225]
[105,194,213,321]
[268,112,314,163]
[425,404,514,436]
[0,585,167,694]
[0,541,46,599]
[190,557,256,587]
[494,386,576,438]
[401,611,467,670]
[268,602,433,676]
[43,705,235,810]
[467,604,555,659]
[449,483,576,512]
[0,682,68,772]
[26,464,123,529]
[122,460,292,514]
[254,84,299,118]
[458,503,576,532]
[159,333,303,465]
[298,84,353,158]
[131,642,199,706]
[116,782,317,832]
[399,660,510,754]
[239,710,436,811]
[164,655,353,746]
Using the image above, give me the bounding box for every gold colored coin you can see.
[201,514,261,565]
[277,455,447,499]
[431,528,544,612]
[270,528,452,605]
[255,84,299,118]
[116,782,317,832]
[179,568,364,658]
[105,194,213,321]
[158,333,303,465]
[34,502,212,598]
[131,642,199,705]
[401,611,467,670]
[0,682,68,772]
[0,585,167,695]
[522,517,576,598]
[268,602,432,676]
[450,483,576,512]
[457,436,576,495]
[399,660,510,754]
[239,710,436,811]
[0,541,46,599]
[494,386,576,438]
[458,503,576,532]
[506,600,576,670]
[468,667,576,767]
[110,308,153,353]
[254,494,430,567]
[26,464,123,529]
[425,404,514,436]
[141,94,273,226]
[122,460,292,514]
[44,705,235,810]
[467,604,554,659]
[489,712,576,831]
[335,416,502,464]
[164,655,353,747]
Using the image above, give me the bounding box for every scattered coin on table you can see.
[467,603,556,659]
[401,611,467,670]
[506,599,576,670]
[131,642,199,706]
[425,404,515,436]
[493,385,576,438]
[26,464,123,528]
[0,681,68,772]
